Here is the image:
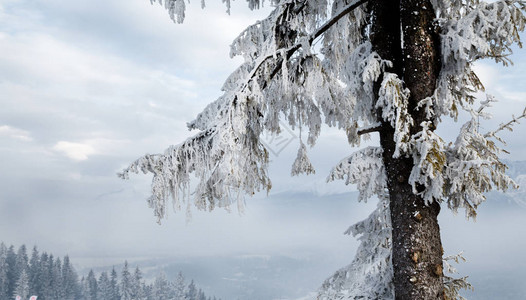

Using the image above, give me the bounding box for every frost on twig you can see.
[119,94,272,223]
[375,73,412,157]
[150,0,274,23]
[484,105,526,143]
[320,147,393,299]
[328,147,386,202]
[408,95,522,218]
[444,96,520,218]
[443,252,474,300]
[408,121,446,204]
[318,196,393,300]
[433,0,526,119]
[122,0,378,221]
[291,142,316,176]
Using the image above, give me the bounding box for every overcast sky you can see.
[1,0,526,295]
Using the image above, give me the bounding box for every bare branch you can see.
[484,106,526,142]
[357,125,382,136]
[309,0,369,43]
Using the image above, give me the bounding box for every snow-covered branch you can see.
[434,0,526,119]
[442,252,473,300]
[356,123,382,136]
[149,0,274,23]
[120,0,372,220]
[119,94,271,221]
[444,98,519,218]
[318,196,393,300]
[189,0,369,132]
[327,147,387,202]
[321,147,393,299]
[484,106,526,142]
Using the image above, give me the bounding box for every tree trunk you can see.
[370,0,444,298]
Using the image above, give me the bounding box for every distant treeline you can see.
[0,243,220,300]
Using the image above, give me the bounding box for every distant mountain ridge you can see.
[493,160,526,207]
[504,160,526,178]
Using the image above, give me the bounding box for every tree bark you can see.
[370,0,444,298]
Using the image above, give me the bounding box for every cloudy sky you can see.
[0,0,364,261]
[1,0,526,296]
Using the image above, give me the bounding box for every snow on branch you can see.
[149,0,274,23]
[122,0,373,220]
[484,105,526,143]
[188,0,369,133]
[443,252,474,300]
[247,0,370,90]
[189,0,376,140]
[318,196,393,300]
[150,0,186,23]
[407,96,523,216]
[407,1,526,214]
[434,0,526,119]
[229,1,305,62]
[291,141,316,176]
[119,93,271,222]
[408,122,447,204]
[442,0,526,66]
[327,147,387,202]
[444,96,519,218]
[356,122,382,136]
[375,73,413,157]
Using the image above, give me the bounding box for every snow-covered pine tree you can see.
[109,267,120,300]
[15,245,29,289]
[13,269,29,300]
[6,245,17,298]
[131,266,147,300]
[197,289,206,300]
[152,271,172,300]
[62,255,80,300]
[120,261,133,300]
[98,271,113,300]
[79,276,86,300]
[174,271,187,300]
[38,252,52,300]
[120,0,526,298]
[28,247,40,297]
[186,280,198,300]
[0,243,9,300]
[85,270,98,300]
[46,254,58,300]
[52,257,65,299]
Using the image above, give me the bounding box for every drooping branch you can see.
[230,0,308,61]
[190,0,369,129]
[262,0,369,88]
[150,0,268,24]
[220,0,370,91]
[120,0,372,221]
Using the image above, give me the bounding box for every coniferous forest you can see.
[0,243,220,300]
